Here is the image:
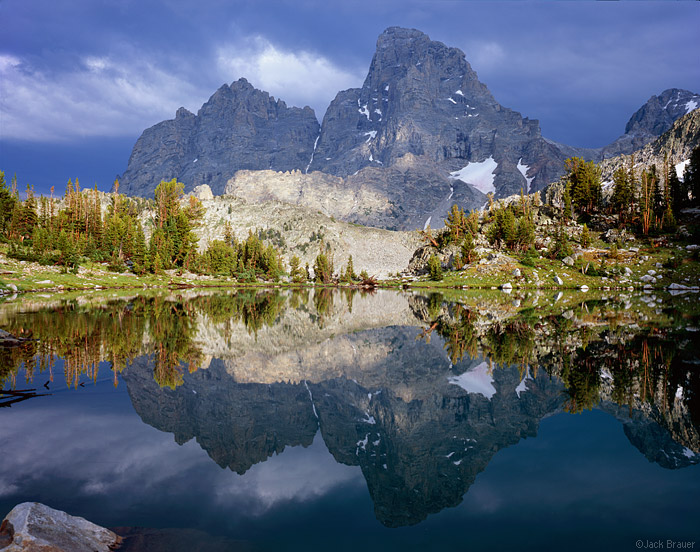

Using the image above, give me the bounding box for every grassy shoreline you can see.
[2,234,699,297]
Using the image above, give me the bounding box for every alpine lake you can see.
[1,286,699,551]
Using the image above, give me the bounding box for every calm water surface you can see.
[0,288,698,551]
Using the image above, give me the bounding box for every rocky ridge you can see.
[601,88,700,158]
[119,78,319,198]
[600,107,700,185]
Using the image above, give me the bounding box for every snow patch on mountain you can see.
[358,101,371,121]
[517,159,535,192]
[449,157,498,195]
[448,361,496,400]
[676,159,690,181]
[515,367,533,398]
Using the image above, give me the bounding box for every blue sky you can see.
[1,0,699,196]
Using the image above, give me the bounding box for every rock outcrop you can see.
[0,502,122,552]
[119,78,320,197]
[190,196,421,278]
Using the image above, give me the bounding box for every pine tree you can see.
[611,166,634,222]
[344,255,357,282]
[445,204,466,243]
[313,249,333,284]
[148,179,202,270]
[0,171,17,239]
[466,209,479,236]
[662,204,677,231]
[460,232,477,265]
[563,157,602,216]
[581,224,591,248]
[152,251,163,274]
[502,208,517,248]
[669,170,685,215]
[289,255,305,283]
[428,255,443,281]
[549,223,572,260]
[685,145,700,206]
[650,168,663,218]
[132,224,147,274]
[515,214,535,251]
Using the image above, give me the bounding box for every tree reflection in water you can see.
[1,288,699,528]
[0,288,698,431]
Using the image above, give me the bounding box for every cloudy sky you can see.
[1,0,699,195]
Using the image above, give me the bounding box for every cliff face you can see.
[309,27,565,199]
[119,79,320,197]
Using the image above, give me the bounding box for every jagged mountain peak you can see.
[600,87,699,159]
[119,78,320,197]
[308,26,553,203]
[625,88,700,135]
[175,106,194,120]
[362,26,487,106]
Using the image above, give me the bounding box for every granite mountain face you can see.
[119,78,320,197]
[307,27,564,198]
[118,27,699,230]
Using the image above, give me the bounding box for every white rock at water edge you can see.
[0,502,122,552]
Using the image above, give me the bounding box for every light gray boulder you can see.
[0,502,122,552]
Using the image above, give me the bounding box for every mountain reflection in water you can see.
[0,288,698,537]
